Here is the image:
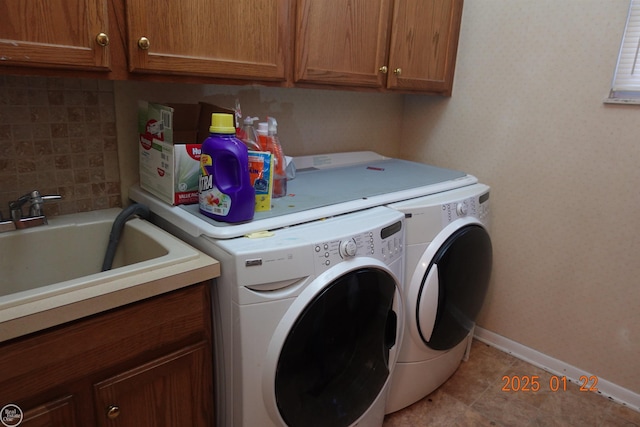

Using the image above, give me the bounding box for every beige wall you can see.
[399,0,640,394]
[114,82,403,199]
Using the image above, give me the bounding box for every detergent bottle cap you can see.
[209,113,235,134]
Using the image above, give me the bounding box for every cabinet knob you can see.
[138,37,151,50]
[95,33,110,47]
[106,405,121,419]
[379,65,388,74]
[393,68,402,76]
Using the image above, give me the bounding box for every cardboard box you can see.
[138,101,233,205]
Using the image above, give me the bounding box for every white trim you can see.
[603,96,640,105]
[474,327,640,413]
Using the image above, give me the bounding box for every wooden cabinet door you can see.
[295,0,392,87]
[19,396,78,427]
[125,0,291,81]
[93,343,213,427]
[386,0,463,95]
[0,0,111,71]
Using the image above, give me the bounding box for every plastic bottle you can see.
[257,117,287,198]
[199,113,255,223]
[237,116,262,151]
[256,122,269,149]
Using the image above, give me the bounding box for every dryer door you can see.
[417,223,492,351]
[273,267,398,427]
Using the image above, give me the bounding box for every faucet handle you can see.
[29,191,62,217]
[9,193,32,221]
[9,190,62,220]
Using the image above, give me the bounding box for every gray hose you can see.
[101,203,151,272]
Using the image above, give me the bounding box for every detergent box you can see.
[248,151,274,212]
[138,101,233,205]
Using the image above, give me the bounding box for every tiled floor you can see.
[383,340,640,427]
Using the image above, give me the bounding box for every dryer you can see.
[384,183,493,413]
[156,206,405,427]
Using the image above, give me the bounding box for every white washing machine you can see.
[129,151,486,423]
[384,183,493,413]
[156,206,405,427]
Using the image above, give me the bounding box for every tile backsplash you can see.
[0,75,121,219]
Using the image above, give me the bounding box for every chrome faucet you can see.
[8,190,62,229]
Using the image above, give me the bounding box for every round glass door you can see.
[275,268,397,427]
[417,224,492,351]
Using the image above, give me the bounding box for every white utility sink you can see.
[0,208,219,342]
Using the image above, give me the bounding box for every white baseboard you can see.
[474,326,640,413]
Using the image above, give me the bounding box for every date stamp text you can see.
[501,375,599,393]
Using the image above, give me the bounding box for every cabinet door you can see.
[387,0,463,95]
[19,396,78,427]
[295,0,392,87]
[0,0,110,70]
[125,0,291,81]
[93,343,212,427]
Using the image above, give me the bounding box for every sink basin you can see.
[0,208,220,342]
[1,211,170,296]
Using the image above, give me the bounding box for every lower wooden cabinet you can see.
[94,343,210,427]
[20,396,78,427]
[0,283,214,426]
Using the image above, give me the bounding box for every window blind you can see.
[608,0,640,103]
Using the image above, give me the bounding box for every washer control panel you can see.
[441,190,490,226]
[313,221,403,272]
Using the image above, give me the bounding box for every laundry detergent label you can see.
[199,153,232,216]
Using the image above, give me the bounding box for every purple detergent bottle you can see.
[199,113,255,223]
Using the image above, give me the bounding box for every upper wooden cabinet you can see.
[294,0,392,88]
[386,0,463,94]
[125,0,291,81]
[0,0,111,71]
[295,0,463,95]
[0,0,462,94]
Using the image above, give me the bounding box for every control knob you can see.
[339,239,357,258]
[456,202,468,216]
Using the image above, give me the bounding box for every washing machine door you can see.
[266,264,399,427]
[415,220,492,351]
